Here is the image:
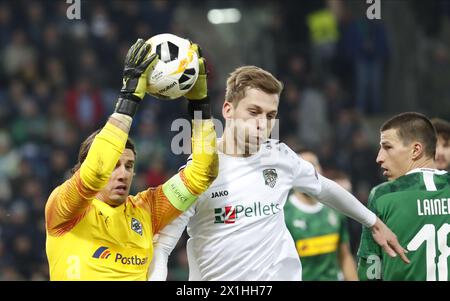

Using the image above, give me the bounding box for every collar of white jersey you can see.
[288,194,324,214]
[406,168,448,175]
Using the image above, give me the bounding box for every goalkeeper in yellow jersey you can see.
[45,39,218,280]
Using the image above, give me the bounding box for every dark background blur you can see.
[0,0,449,280]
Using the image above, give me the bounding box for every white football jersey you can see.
[182,139,322,281]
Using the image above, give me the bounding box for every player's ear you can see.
[222,101,233,119]
[411,142,424,160]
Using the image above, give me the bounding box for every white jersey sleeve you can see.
[315,175,376,227]
[284,144,323,196]
[148,156,195,281]
[148,204,195,280]
[285,144,376,228]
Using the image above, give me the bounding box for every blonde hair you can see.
[225,66,283,105]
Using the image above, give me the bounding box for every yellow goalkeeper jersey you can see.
[45,171,181,281]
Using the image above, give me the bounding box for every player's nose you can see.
[256,118,268,131]
[376,150,384,164]
[117,165,130,181]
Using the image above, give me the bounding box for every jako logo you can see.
[214,202,281,224]
[92,246,111,259]
[211,190,229,198]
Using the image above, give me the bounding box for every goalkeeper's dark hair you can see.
[381,112,437,158]
[71,129,137,174]
[225,66,283,106]
[431,118,450,141]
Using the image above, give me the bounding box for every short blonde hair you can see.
[225,66,283,105]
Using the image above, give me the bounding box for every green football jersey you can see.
[284,194,350,281]
[358,168,450,281]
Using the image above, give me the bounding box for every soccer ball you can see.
[145,33,199,100]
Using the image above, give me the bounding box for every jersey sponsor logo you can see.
[296,233,340,257]
[114,253,148,266]
[214,202,281,224]
[92,246,111,259]
[214,206,236,224]
[92,246,148,265]
[131,217,143,236]
[211,190,229,199]
[263,168,278,188]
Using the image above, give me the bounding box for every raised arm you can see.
[168,43,218,201]
[145,44,218,280]
[138,43,218,235]
[45,39,158,235]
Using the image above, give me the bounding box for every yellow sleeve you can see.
[45,121,129,235]
[162,119,218,211]
[134,185,183,235]
[45,171,95,236]
[183,119,218,195]
[79,122,128,191]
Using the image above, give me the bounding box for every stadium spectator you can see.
[432,118,450,171]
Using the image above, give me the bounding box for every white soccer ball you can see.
[145,33,199,100]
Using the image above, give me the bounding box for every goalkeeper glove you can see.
[115,38,158,117]
[185,43,211,119]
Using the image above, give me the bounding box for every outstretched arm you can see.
[315,176,409,264]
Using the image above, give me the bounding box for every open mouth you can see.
[114,185,127,194]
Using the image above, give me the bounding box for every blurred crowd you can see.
[0,0,449,280]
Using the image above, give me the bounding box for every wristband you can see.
[188,97,211,119]
[114,95,141,117]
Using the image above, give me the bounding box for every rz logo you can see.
[214,206,236,224]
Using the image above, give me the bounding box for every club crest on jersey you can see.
[263,168,278,188]
[131,218,143,236]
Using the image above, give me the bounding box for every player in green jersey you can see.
[285,149,358,281]
[431,118,450,171]
[358,112,450,281]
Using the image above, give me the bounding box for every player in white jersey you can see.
[148,66,409,281]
